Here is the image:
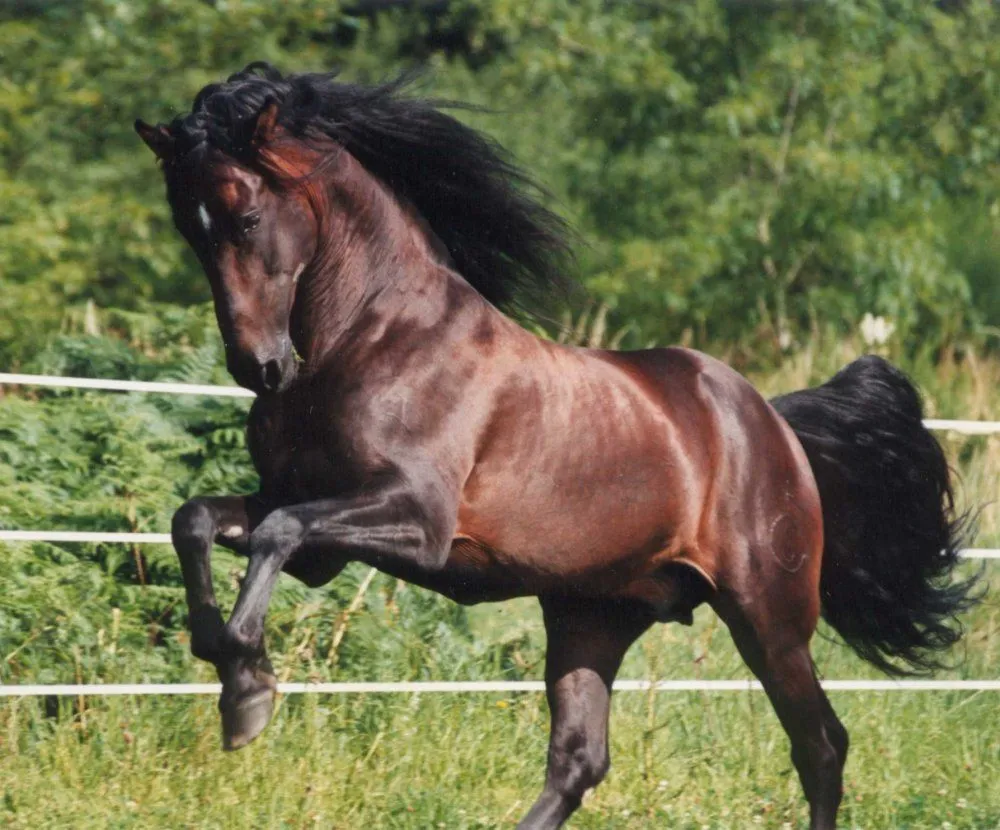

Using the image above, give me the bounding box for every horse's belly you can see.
[457,448,700,583]
[452,487,699,596]
[438,529,713,615]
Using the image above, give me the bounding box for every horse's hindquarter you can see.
[676,351,823,585]
[457,343,823,602]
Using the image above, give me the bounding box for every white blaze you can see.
[197,203,212,234]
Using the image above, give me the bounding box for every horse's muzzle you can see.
[229,345,297,396]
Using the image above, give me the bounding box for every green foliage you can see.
[475,0,1000,355]
[2,1,1000,362]
[0,316,250,685]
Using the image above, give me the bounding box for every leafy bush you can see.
[2,0,1000,364]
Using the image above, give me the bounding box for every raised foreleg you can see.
[213,479,455,749]
[171,495,266,663]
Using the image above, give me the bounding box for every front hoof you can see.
[218,658,277,751]
[221,685,275,751]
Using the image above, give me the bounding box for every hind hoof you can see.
[221,686,275,751]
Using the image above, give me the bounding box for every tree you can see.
[3,0,1000,365]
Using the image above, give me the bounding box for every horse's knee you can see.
[547,732,610,800]
[171,498,216,547]
[250,508,306,557]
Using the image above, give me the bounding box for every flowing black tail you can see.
[771,355,982,675]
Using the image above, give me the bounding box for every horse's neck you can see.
[293,157,487,370]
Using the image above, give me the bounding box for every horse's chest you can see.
[247,398,351,502]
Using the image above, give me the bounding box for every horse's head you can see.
[136,103,315,395]
[137,64,574,392]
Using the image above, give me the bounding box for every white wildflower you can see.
[860,312,895,346]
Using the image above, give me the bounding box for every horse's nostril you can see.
[261,359,283,393]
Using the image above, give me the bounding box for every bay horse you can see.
[136,63,978,829]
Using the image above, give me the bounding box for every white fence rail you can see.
[1,371,997,698]
[4,680,1000,697]
[0,531,174,544]
[0,372,255,398]
[1,372,999,433]
[0,530,996,559]
[923,418,1000,435]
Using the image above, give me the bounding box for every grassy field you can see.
[2,348,999,829]
[2,571,999,830]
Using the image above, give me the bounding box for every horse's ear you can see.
[134,119,175,162]
[252,101,281,147]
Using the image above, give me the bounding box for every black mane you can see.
[165,62,575,312]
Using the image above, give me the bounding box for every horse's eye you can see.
[237,212,261,238]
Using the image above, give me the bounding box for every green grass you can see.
[2,559,999,829]
[2,686,999,829]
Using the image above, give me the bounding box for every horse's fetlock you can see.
[191,633,221,663]
[187,605,224,662]
[220,622,265,660]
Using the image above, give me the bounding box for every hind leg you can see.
[516,598,652,830]
[712,583,847,830]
